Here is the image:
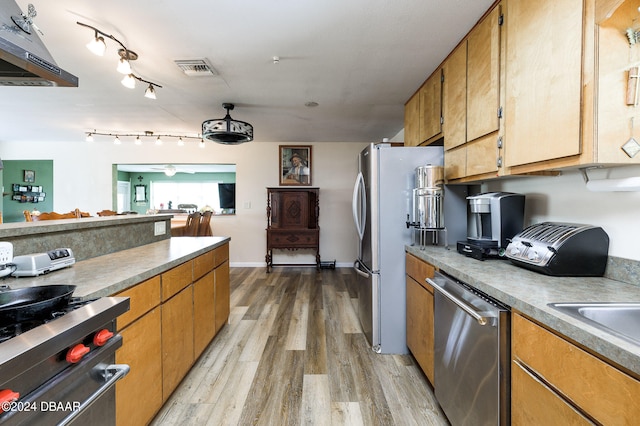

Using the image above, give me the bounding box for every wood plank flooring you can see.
[151,267,448,425]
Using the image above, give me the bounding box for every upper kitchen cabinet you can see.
[504,0,584,169]
[443,4,502,180]
[503,0,640,172]
[404,69,443,146]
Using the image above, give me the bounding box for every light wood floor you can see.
[151,267,448,425]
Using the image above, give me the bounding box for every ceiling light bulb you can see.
[113,135,121,145]
[199,139,205,148]
[164,166,177,177]
[135,136,142,145]
[121,74,136,89]
[117,58,132,74]
[155,136,162,145]
[85,133,94,142]
[144,84,156,99]
[177,137,184,146]
[86,34,106,56]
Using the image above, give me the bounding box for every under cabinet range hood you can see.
[0,1,78,87]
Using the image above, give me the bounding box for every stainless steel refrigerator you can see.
[352,143,444,354]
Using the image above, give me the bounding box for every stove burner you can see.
[0,297,97,343]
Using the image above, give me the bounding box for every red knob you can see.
[93,329,114,347]
[0,389,19,412]
[66,344,90,363]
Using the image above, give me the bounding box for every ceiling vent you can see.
[174,59,218,77]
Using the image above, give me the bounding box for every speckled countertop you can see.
[406,245,640,377]
[2,237,230,298]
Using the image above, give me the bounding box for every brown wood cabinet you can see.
[115,276,162,426]
[114,242,230,425]
[443,3,502,181]
[266,187,320,272]
[512,313,640,424]
[404,69,443,146]
[405,253,436,384]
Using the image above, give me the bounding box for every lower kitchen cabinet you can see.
[405,253,436,384]
[113,242,230,425]
[194,270,215,358]
[116,308,162,426]
[114,276,162,426]
[162,284,195,401]
[512,313,640,424]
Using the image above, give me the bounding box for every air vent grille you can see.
[174,59,218,77]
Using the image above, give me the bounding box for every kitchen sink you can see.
[548,302,640,346]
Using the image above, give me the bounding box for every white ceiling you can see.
[2,0,494,144]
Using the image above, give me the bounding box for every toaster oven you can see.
[505,222,609,276]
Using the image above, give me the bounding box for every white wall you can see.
[484,165,640,260]
[0,140,368,266]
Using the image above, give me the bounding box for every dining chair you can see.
[24,209,80,221]
[198,211,213,236]
[182,212,202,236]
[96,209,118,217]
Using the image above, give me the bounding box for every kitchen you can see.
[1,0,640,425]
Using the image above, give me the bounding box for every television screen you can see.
[218,183,236,209]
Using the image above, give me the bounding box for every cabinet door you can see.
[467,4,501,142]
[214,260,230,333]
[406,276,435,384]
[512,359,593,425]
[420,70,443,142]
[404,92,421,146]
[504,0,583,167]
[512,313,640,424]
[116,308,162,426]
[280,192,310,228]
[443,42,467,150]
[162,285,194,401]
[194,271,215,358]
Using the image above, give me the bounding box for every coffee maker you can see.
[457,192,525,260]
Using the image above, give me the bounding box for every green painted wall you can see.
[2,160,54,223]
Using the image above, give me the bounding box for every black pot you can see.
[0,285,76,323]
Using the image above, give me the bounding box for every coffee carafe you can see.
[407,165,447,247]
[457,192,525,260]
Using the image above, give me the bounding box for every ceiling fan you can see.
[151,165,196,176]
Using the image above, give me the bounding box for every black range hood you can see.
[0,1,78,87]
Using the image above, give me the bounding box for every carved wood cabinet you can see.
[266,187,320,272]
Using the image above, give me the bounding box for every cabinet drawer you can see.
[512,314,640,424]
[161,261,192,301]
[512,358,592,425]
[115,275,161,329]
[193,250,214,281]
[268,230,318,248]
[405,253,435,291]
[213,243,229,267]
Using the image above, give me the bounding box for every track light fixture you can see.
[77,21,162,98]
[85,130,203,146]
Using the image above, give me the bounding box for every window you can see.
[150,181,230,213]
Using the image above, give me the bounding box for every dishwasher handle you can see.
[427,277,490,326]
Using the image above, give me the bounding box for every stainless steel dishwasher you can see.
[427,271,510,426]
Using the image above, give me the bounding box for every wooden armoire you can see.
[265,187,320,272]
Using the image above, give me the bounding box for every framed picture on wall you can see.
[279,145,312,186]
[23,170,35,183]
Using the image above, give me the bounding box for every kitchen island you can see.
[407,245,640,424]
[2,236,230,426]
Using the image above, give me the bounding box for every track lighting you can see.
[77,21,162,99]
[144,84,156,99]
[85,131,204,145]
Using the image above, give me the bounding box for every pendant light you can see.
[202,103,253,144]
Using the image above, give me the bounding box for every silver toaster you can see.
[505,222,609,276]
[12,248,75,277]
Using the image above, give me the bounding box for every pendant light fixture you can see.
[202,103,253,145]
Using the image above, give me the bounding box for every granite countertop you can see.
[2,237,230,298]
[406,245,640,377]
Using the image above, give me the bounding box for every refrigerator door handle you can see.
[352,172,366,241]
[353,260,370,278]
